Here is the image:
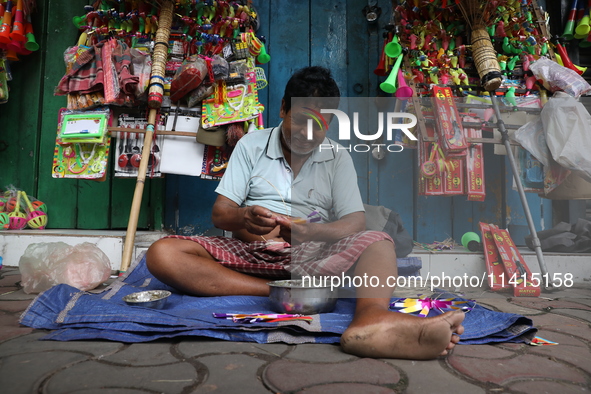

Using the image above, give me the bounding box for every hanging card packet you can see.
[201,62,263,128]
[53,108,112,180]
[59,112,108,144]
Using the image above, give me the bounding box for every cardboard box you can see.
[479,222,511,291]
[544,172,591,200]
[491,227,541,297]
[465,117,486,201]
[443,158,465,195]
[432,86,468,156]
[418,125,445,196]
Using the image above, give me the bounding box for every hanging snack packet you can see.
[211,55,229,81]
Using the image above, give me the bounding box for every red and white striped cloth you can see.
[166,230,393,278]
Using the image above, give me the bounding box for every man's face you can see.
[280,101,327,157]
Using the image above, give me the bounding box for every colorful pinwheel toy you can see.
[390,295,473,317]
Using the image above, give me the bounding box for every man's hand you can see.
[276,211,366,245]
[276,216,308,245]
[243,205,278,235]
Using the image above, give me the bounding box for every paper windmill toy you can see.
[390,296,473,317]
[213,313,313,324]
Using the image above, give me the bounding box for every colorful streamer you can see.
[213,312,313,324]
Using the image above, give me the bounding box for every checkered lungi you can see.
[166,230,393,278]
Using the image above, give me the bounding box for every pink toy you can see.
[21,191,47,229]
[409,33,418,49]
[395,69,414,100]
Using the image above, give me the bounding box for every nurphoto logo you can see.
[298,97,418,154]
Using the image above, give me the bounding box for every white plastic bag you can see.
[541,92,591,183]
[513,117,551,166]
[529,57,591,98]
[19,242,111,294]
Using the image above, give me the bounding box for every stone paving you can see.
[0,266,590,393]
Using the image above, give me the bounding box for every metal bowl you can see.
[267,279,338,315]
[123,290,171,309]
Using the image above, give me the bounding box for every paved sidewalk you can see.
[0,266,590,393]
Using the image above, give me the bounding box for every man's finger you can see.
[275,216,292,227]
[253,216,278,228]
[250,205,273,218]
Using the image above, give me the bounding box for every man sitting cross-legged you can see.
[146,66,464,359]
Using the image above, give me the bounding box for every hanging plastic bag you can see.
[541,92,591,183]
[513,117,551,166]
[19,242,112,294]
[529,57,591,98]
[211,55,229,81]
[130,47,152,98]
[170,55,208,102]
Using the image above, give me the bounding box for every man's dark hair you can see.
[282,66,340,113]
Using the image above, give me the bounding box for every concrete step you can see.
[409,248,591,286]
[1,230,589,285]
[0,229,168,271]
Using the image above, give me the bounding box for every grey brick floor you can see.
[1,267,590,393]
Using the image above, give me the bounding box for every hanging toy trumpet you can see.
[374,34,389,76]
[395,69,414,99]
[552,37,584,75]
[257,41,271,64]
[380,53,403,93]
[575,0,591,37]
[9,0,25,42]
[0,0,14,45]
[384,34,402,58]
[562,0,580,40]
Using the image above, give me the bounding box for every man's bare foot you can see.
[340,307,465,360]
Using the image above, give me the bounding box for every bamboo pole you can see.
[120,0,174,274]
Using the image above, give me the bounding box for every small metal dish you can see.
[123,290,171,309]
[267,279,338,315]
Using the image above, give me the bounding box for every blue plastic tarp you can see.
[20,254,537,345]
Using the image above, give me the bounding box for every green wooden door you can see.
[0,0,164,231]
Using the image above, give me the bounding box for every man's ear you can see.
[279,99,286,119]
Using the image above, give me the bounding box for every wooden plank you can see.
[414,195,453,243]
[452,143,505,241]
[175,176,219,235]
[310,0,348,92]
[77,179,110,229]
[346,0,371,203]
[110,176,150,230]
[266,0,310,127]
[163,174,179,233]
[378,148,415,235]
[36,0,87,229]
[149,177,166,231]
[0,42,44,197]
[365,6,383,206]
[310,0,347,129]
